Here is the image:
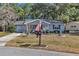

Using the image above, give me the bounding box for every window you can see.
[59,25,61,29]
[53,25,61,29]
[53,25,55,29]
[71,25,76,28]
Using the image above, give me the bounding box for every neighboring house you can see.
[15,19,65,33]
[66,21,79,33]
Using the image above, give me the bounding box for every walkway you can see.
[0,33,21,46]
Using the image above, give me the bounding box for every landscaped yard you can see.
[0,32,10,37]
[5,34,79,54]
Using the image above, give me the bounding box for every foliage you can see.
[6,24,16,32]
[30,3,79,23]
[59,14,69,23]
[0,3,79,25]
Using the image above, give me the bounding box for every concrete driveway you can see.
[0,33,21,46]
[0,46,78,56]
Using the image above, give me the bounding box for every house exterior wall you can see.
[66,22,79,31]
[49,22,64,32]
[16,25,26,33]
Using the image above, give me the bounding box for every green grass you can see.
[0,32,10,37]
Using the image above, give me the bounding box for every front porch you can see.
[24,19,50,34]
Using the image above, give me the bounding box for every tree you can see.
[30,4,50,19]
[69,4,79,21]
[0,3,18,32]
[30,3,70,21]
[14,3,32,20]
[30,3,79,23]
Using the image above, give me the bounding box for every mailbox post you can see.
[35,20,42,46]
[38,31,41,46]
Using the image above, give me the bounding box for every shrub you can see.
[6,24,16,33]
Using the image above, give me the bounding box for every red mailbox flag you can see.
[35,23,41,32]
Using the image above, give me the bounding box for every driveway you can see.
[0,33,21,46]
[0,46,78,56]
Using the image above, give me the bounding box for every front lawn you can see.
[5,34,79,54]
[0,32,10,37]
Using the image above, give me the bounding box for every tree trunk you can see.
[3,20,6,32]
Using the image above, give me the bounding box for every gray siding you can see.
[16,25,26,33]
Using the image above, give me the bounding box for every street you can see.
[0,46,78,56]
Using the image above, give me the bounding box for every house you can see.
[66,21,79,33]
[15,19,65,33]
[15,19,50,33]
[48,20,64,33]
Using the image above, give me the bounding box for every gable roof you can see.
[15,19,63,25]
[24,19,39,24]
[24,19,51,25]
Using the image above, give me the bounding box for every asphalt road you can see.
[0,47,78,56]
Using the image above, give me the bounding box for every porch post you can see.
[26,23,30,35]
[26,24,29,34]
